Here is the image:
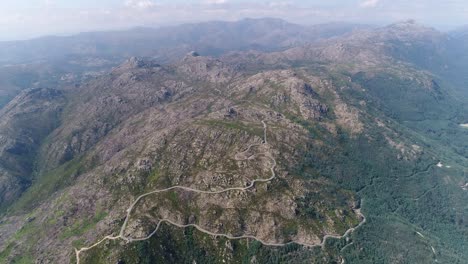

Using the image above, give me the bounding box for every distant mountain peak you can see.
[385,19,436,32]
[119,56,160,70]
[401,19,417,25]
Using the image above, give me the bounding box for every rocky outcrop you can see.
[176,54,237,83]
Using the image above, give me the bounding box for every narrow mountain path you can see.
[75,120,366,264]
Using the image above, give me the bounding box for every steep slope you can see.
[0,88,65,210]
[443,27,468,98]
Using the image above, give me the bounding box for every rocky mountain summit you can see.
[0,20,467,264]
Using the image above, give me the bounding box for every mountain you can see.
[0,18,369,66]
[0,20,467,264]
[0,18,370,110]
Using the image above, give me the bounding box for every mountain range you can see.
[0,18,466,264]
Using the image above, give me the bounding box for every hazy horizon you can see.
[1,0,467,42]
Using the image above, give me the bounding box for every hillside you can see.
[0,20,467,264]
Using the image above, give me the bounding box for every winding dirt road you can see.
[75,120,366,263]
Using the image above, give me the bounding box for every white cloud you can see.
[203,0,228,4]
[44,0,54,7]
[124,0,156,9]
[268,1,293,8]
[360,0,380,8]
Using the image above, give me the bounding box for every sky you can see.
[0,0,467,41]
